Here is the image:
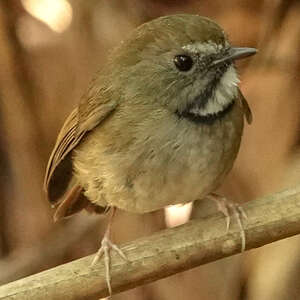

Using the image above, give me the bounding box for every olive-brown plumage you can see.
[45,14,254,219]
[44,14,255,293]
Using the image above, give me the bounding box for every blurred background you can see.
[1,0,300,299]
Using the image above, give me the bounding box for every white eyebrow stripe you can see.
[182,41,225,54]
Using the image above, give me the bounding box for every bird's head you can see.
[109,14,257,124]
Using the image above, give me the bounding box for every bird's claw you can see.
[208,193,247,251]
[91,235,128,296]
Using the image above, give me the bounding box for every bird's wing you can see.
[238,89,252,124]
[44,97,117,205]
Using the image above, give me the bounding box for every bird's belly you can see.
[109,154,228,213]
[106,128,240,213]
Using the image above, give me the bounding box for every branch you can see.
[1,186,300,299]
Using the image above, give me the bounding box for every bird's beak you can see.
[211,47,257,67]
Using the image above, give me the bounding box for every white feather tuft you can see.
[197,66,239,116]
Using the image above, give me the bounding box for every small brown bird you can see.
[44,14,256,294]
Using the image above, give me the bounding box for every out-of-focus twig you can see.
[249,0,300,69]
[0,0,52,251]
[0,186,300,299]
[0,215,104,285]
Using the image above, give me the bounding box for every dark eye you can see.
[174,55,193,72]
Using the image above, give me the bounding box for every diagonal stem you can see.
[1,186,300,299]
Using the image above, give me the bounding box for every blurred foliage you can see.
[0,0,300,299]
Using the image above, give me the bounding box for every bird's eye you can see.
[174,55,193,72]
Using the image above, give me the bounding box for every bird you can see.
[44,14,256,295]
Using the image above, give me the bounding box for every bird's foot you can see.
[91,207,128,296]
[91,234,128,296]
[208,193,247,251]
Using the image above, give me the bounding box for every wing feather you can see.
[238,89,252,124]
[44,99,117,204]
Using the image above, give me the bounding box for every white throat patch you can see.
[190,66,239,116]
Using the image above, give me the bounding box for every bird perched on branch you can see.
[44,14,256,295]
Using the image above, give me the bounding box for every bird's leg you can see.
[91,207,128,296]
[207,193,247,251]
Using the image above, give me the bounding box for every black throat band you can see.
[176,100,234,125]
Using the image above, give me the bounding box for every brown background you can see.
[0,0,300,299]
